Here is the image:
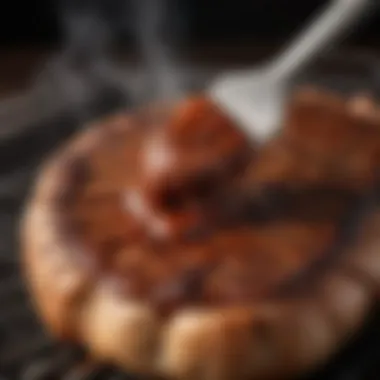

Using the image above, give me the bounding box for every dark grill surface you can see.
[2,51,380,379]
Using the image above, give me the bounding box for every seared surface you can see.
[2,51,380,379]
[59,92,380,314]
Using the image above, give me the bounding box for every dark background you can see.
[2,2,380,380]
[0,0,380,48]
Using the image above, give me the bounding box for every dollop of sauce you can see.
[64,91,380,313]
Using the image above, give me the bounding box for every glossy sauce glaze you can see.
[61,92,380,313]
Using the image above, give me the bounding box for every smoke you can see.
[58,0,116,71]
[130,0,189,102]
[56,0,189,111]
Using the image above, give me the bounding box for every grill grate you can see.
[2,52,380,379]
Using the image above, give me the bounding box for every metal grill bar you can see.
[1,52,380,379]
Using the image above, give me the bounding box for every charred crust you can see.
[21,91,380,380]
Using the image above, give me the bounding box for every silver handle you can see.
[267,0,372,82]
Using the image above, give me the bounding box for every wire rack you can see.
[2,52,380,379]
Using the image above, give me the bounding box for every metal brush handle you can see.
[267,0,372,82]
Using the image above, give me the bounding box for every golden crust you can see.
[20,133,94,341]
[81,284,159,373]
[20,110,380,380]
